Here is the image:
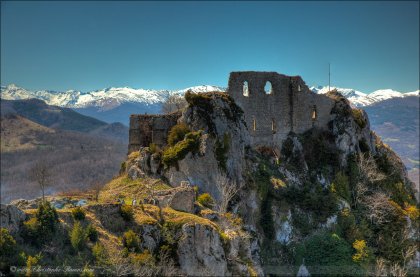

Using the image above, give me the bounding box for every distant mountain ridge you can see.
[1,98,128,144]
[0,84,224,109]
[1,83,418,111]
[310,86,419,107]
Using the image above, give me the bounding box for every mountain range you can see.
[2,84,418,109]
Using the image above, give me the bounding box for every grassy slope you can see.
[0,114,55,152]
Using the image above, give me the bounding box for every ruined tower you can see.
[227,71,335,150]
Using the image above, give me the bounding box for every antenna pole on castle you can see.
[328,62,331,92]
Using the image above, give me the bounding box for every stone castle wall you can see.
[128,112,181,153]
[128,71,336,154]
[227,71,335,151]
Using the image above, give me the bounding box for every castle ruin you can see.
[128,71,335,153]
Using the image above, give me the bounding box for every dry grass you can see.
[162,207,217,228]
[98,174,172,203]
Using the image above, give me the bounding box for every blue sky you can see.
[1,1,419,93]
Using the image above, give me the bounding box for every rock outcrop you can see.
[0,204,26,233]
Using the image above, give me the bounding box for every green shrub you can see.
[197,193,215,208]
[260,196,275,240]
[70,222,86,251]
[219,231,230,250]
[295,231,360,276]
[0,228,16,256]
[279,182,338,223]
[72,206,86,221]
[80,264,95,277]
[162,131,202,167]
[92,242,108,264]
[161,222,177,246]
[331,171,351,203]
[122,229,140,252]
[301,128,340,171]
[129,250,155,266]
[120,161,126,174]
[25,253,42,276]
[86,224,98,242]
[352,109,367,129]
[21,217,39,242]
[167,123,190,146]
[0,228,16,269]
[120,204,134,221]
[36,201,59,237]
[149,143,160,154]
[215,133,230,172]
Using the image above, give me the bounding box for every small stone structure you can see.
[128,71,335,154]
[128,112,181,153]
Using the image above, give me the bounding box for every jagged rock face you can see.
[138,224,161,253]
[328,92,376,165]
[273,208,293,244]
[177,223,228,276]
[168,187,195,213]
[297,264,311,277]
[0,204,26,233]
[165,94,250,200]
[154,186,196,213]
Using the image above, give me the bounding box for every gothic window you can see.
[298,84,301,92]
[312,105,317,120]
[253,118,256,131]
[243,81,249,97]
[264,81,272,94]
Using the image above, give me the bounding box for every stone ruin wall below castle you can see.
[128,112,180,154]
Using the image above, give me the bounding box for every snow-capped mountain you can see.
[2,84,417,111]
[310,85,419,107]
[0,84,225,110]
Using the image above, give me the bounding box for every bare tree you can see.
[363,192,395,224]
[357,154,385,185]
[352,181,369,209]
[157,249,180,276]
[351,153,385,208]
[91,181,104,202]
[215,173,240,213]
[30,161,52,201]
[374,258,387,277]
[161,95,188,114]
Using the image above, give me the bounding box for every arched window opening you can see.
[264,81,272,94]
[312,105,317,120]
[298,84,301,92]
[243,81,249,97]
[253,118,256,131]
[271,119,276,133]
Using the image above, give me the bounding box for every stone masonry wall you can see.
[128,112,181,153]
[128,72,336,155]
[227,71,335,151]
